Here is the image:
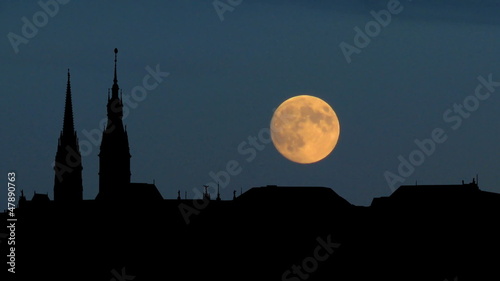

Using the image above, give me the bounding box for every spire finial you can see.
[67,68,71,91]
[113,48,118,85]
[62,69,75,136]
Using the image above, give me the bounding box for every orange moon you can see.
[270,95,340,164]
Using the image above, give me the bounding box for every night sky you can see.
[1,0,499,211]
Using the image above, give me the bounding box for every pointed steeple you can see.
[107,48,123,120]
[97,48,131,200]
[63,69,75,136]
[112,48,119,98]
[54,69,83,202]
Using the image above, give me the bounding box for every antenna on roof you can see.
[203,185,210,200]
[216,182,221,201]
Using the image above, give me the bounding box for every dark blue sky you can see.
[1,0,499,210]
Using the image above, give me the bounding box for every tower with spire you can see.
[53,70,83,202]
[97,48,131,200]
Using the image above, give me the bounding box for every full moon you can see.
[270,95,340,164]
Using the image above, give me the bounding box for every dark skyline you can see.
[1,1,500,211]
[5,179,500,280]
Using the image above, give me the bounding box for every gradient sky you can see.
[1,0,499,211]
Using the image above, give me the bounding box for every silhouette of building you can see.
[97,48,132,200]
[53,70,83,202]
[371,179,484,208]
[5,49,500,281]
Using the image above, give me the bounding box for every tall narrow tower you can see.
[97,48,131,200]
[54,70,83,201]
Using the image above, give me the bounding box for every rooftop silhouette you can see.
[2,49,499,281]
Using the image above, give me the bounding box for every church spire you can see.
[63,69,75,136]
[107,48,123,120]
[97,48,131,200]
[54,69,83,202]
[112,48,119,98]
